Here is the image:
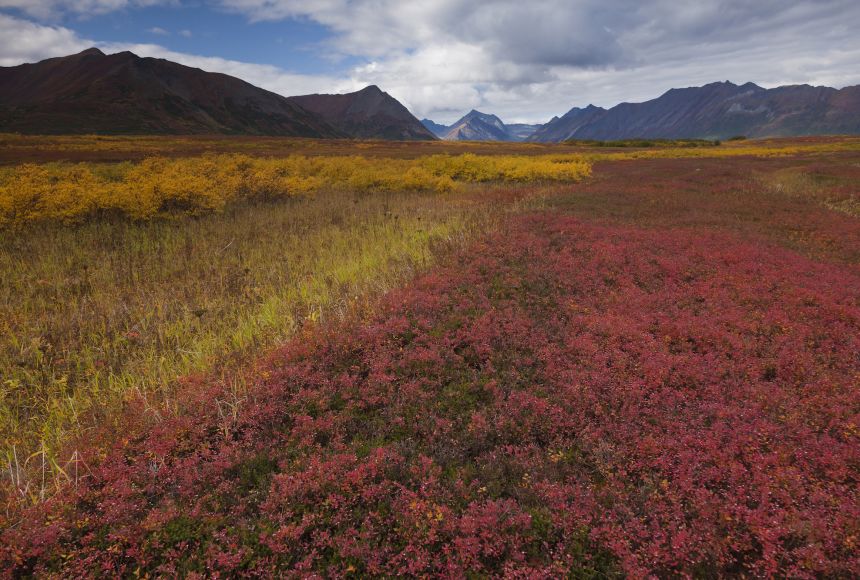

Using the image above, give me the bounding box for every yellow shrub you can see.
[0,152,593,226]
[0,164,52,223]
[421,153,591,183]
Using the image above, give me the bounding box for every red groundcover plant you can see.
[3,213,859,577]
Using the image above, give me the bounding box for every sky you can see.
[1,1,859,124]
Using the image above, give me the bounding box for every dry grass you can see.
[757,165,860,217]
[1,186,536,499]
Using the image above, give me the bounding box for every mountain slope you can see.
[0,48,343,137]
[421,118,449,138]
[443,110,511,141]
[526,105,607,142]
[506,123,542,141]
[530,81,860,142]
[424,110,540,141]
[288,86,436,140]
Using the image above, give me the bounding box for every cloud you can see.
[2,1,859,124]
[0,13,353,96]
[0,13,90,65]
[215,0,860,122]
[99,41,356,96]
[179,29,192,38]
[147,26,168,35]
[0,0,169,20]
[0,13,356,96]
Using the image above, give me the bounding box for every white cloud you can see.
[147,26,168,35]
[100,41,356,96]
[0,13,349,96]
[179,29,192,38]
[0,13,355,97]
[215,0,860,123]
[2,1,859,124]
[0,0,168,20]
[0,13,91,65]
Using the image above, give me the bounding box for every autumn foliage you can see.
[5,133,860,227]
[0,153,591,225]
[3,211,858,576]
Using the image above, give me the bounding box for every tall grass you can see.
[0,187,528,500]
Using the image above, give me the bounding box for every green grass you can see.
[1,187,515,497]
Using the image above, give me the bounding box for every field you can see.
[1,135,859,576]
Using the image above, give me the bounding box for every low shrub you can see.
[0,153,591,226]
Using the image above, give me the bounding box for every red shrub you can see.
[3,213,859,577]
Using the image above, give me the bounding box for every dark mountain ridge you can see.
[287,86,437,140]
[529,81,860,142]
[527,104,607,142]
[0,48,343,137]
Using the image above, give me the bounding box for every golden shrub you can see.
[0,152,593,226]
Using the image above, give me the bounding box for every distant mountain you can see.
[424,110,540,141]
[0,48,343,137]
[288,86,436,140]
[421,118,449,138]
[444,110,509,141]
[529,81,860,142]
[506,123,542,141]
[527,105,607,142]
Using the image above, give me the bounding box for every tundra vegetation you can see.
[1,135,858,577]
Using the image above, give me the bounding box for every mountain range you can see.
[0,48,343,137]
[526,81,860,142]
[421,110,540,141]
[2,49,859,142]
[0,49,432,140]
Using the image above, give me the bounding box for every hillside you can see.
[530,81,860,142]
[288,86,437,140]
[0,48,343,137]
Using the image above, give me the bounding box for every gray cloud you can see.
[212,0,860,122]
[2,1,859,124]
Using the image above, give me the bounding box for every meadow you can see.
[0,144,598,501]
[2,188,510,497]
[1,136,859,576]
